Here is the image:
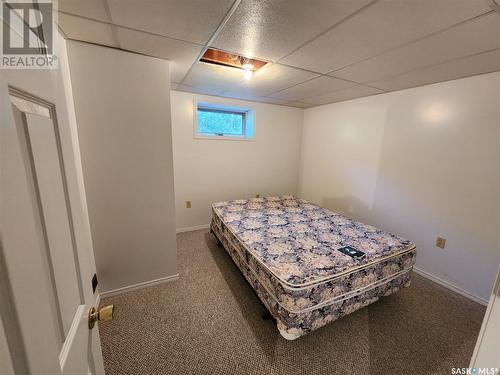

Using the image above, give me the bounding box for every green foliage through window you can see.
[197,108,245,136]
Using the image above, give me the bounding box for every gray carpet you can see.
[99,229,485,375]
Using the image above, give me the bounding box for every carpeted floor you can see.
[99,229,485,375]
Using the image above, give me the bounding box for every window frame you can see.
[193,100,255,141]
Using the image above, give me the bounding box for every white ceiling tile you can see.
[107,0,234,45]
[230,64,317,97]
[57,0,110,22]
[182,62,246,93]
[331,12,500,83]
[257,97,290,105]
[57,1,498,102]
[302,85,384,105]
[370,49,500,92]
[207,63,317,100]
[286,102,313,108]
[58,13,117,47]
[182,62,317,98]
[218,91,262,101]
[115,27,202,83]
[269,76,354,101]
[211,0,372,62]
[280,0,492,73]
[171,83,223,96]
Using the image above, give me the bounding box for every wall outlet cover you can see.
[436,237,446,249]
[186,200,192,208]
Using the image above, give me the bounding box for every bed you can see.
[210,195,416,340]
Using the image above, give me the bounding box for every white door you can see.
[0,85,107,374]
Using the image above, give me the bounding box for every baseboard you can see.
[413,267,488,306]
[176,224,210,233]
[100,274,179,298]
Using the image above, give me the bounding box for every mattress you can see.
[210,195,416,339]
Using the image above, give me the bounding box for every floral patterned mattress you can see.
[211,196,416,315]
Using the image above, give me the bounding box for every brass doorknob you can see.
[88,305,114,329]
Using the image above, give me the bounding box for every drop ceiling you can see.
[56,0,500,108]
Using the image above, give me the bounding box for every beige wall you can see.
[67,41,177,293]
[299,72,500,303]
[170,91,303,231]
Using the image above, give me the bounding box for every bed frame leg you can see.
[262,311,273,320]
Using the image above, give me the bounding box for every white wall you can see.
[170,91,303,231]
[299,72,500,303]
[66,41,177,293]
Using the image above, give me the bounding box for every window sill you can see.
[194,134,255,141]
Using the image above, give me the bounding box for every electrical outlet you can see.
[255,193,260,198]
[186,200,192,208]
[436,237,446,249]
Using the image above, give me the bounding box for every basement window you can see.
[194,102,254,140]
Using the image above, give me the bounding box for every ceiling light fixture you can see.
[243,69,253,80]
[199,48,266,80]
[242,58,254,80]
[241,58,254,71]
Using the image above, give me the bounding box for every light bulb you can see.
[242,62,254,71]
[244,69,253,80]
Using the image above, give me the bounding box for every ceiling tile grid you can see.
[171,83,224,97]
[279,0,493,73]
[330,12,500,84]
[57,0,111,22]
[211,0,373,62]
[269,76,355,101]
[220,63,318,98]
[302,85,384,106]
[57,0,500,107]
[257,97,291,105]
[114,27,203,83]
[106,0,235,45]
[286,101,312,108]
[182,62,247,93]
[370,48,500,92]
[58,12,118,47]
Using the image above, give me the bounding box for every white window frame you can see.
[193,100,255,141]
